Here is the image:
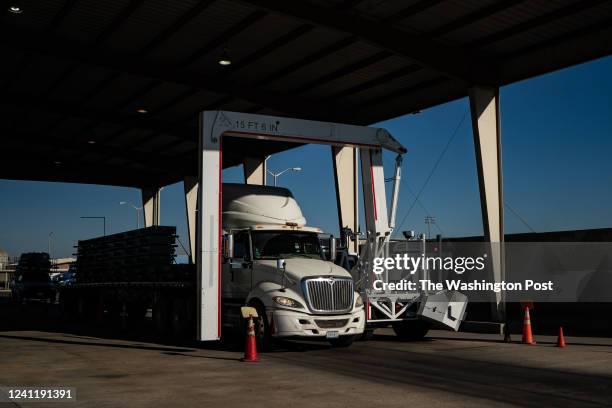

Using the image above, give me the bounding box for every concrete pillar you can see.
[243,157,267,185]
[359,147,390,238]
[331,146,359,254]
[469,86,505,320]
[141,188,161,227]
[184,176,199,264]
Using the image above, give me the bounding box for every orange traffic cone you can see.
[241,315,259,363]
[522,306,535,345]
[556,326,566,348]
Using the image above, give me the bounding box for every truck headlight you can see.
[273,296,304,309]
[355,293,364,308]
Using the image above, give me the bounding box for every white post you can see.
[469,85,505,321]
[184,176,199,264]
[243,157,266,185]
[360,147,390,238]
[198,111,222,341]
[141,188,161,227]
[332,146,359,254]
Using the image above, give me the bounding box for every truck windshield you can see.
[252,231,323,260]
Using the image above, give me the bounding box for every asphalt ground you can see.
[1,302,611,407]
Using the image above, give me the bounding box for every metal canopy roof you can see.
[1,0,611,187]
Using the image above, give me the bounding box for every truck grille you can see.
[315,319,349,328]
[303,277,353,314]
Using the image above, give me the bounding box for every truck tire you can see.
[392,320,430,341]
[249,301,274,351]
[59,290,77,320]
[153,295,171,335]
[127,301,148,326]
[358,329,375,341]
[329,335,356,348]
[171,298,189,338]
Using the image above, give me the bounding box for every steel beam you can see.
[233,0,497,84]
[0,26,337,119]
[1,93,195,142]
[0,157,171,187]
[469,86,504,321]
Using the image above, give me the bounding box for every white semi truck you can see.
[220,183,364,348]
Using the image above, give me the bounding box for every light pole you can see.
[120,201,143,228]
[48,232,53,257]
[267,167,302,186]
[424,216,436,239]
[80,216,107,236]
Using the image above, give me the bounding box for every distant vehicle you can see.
[57,271,76,287]
[11,252,55,303]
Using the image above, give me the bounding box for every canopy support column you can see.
[332,146,359,254]
[184,176,199,264]
[469,85,505,321]
[141,188,160,227]
[243,157,267,185]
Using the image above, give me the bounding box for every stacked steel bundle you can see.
[76,227,179,283]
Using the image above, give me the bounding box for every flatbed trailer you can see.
[60,278,197,336]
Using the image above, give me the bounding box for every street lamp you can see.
[48,232,53,258]
[424,216,436,239]
[120,201,143,228]
[267,167,302,186]
[80,216,107,236]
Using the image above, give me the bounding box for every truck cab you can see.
[220,183,365,347]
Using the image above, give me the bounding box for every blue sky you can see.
[1,56,611,258]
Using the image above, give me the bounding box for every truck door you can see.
[222,231,252,301]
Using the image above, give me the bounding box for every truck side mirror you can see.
[223,234,234,259]
[329,236,337,262]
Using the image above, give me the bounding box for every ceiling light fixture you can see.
[218,48,232,66]
[136,108,148,114]
[8,1,22,13]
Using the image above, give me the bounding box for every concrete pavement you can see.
[0,328,611,407]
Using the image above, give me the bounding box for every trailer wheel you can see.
[329,335,356,348]
[153,295,171,335]
[392,320,430,341]
[127,301,148,326]
[59,290,77,320]
[171,298,189,338]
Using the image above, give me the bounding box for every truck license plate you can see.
[326,331,339,339]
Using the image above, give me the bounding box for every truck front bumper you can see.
[270,308,365,338]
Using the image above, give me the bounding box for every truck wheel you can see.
[249,301,273,351]
[127,301,148,326]
[392,320,430,341]
[329,335,356,348]
[358,329,375,341]
[59,290,77,320]
[171,298,189,338]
